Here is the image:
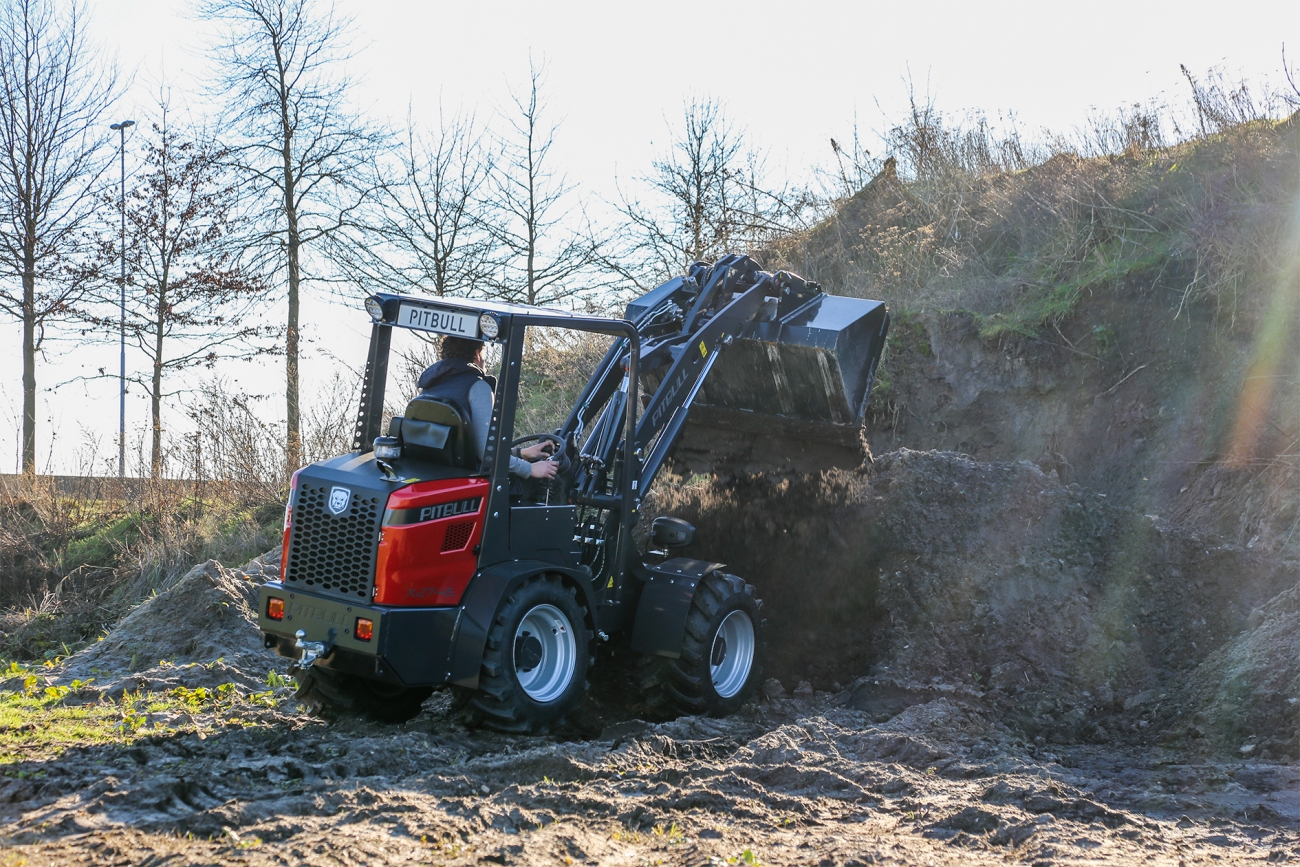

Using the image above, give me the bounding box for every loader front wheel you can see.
[293,665,432,724]
[643,571,763,717]
[461,573,591,733]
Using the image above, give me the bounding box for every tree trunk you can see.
[526,141,537,306]
[21,258,35,476]
[151,283,165,479]
[280,73,301,476]
[286,220,301,473]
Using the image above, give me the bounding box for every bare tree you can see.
[198,0,378,471]
[488,63,599,307]
[616,97,811,286]
[81,95,274,478]
[0,0,117,475]
[334,107,494,298]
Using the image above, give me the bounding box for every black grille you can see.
[442,521,474,552]
[285,482,382,601]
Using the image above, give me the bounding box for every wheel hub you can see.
[710,609,755,700]
[515,633,544,671]
[512,603,577,703]
[711,635,728,667]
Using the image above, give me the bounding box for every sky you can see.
[4,0,1298,474]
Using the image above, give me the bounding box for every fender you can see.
[629,558,725,658]
[448,560,598,688]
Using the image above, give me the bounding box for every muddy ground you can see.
[2,449,1298,865]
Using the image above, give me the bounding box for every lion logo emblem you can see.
[328,486,352,515]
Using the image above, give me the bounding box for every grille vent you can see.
[442,521,474,552]
[285,483,381,601]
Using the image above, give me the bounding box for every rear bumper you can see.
[258,582,461,687]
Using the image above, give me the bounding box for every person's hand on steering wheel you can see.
[518,441,555,461]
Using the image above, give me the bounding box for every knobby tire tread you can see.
[462,573,592,733]
[640,571,763,718]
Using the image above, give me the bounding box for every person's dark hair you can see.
[441,335,484,361]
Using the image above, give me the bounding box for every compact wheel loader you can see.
[257,255,889,731]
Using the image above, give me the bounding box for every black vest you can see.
[416,358,491,416]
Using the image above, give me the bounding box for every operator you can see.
[416,335,558,482]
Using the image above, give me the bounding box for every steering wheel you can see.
[510,433,571,475]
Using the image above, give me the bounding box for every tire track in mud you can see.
[4,697,1298,865]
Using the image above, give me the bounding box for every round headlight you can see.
[478,312,500,340]
[365,296,384,321]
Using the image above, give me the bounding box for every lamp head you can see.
[110,120,136,131]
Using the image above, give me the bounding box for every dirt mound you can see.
[56,549,285,693]
[650,448,1300,755]
[1184,581,1300,761]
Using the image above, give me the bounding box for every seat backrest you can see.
[401,396,471,468]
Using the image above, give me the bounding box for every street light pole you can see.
[111,119,134,479]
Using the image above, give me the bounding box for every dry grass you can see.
[0,377,358,663]
[777,69,1299,336]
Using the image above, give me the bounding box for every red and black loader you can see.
[258,255,888,731]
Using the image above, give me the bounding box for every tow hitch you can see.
[292,628,336,671]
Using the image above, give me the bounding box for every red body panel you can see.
[279,470,301,582]
[374,477,488,606]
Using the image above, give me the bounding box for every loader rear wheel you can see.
[642,571,764,717]
[293,665,432,724]
[461,573,592,733]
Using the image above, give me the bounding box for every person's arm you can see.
[469,379,532,477]
[467,381,493,467]
[509,455,533,478]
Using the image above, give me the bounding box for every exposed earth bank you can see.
[2,449,1297,865]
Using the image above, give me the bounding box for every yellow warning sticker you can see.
[699,340,707,357]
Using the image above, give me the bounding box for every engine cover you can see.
[374,477,488,605]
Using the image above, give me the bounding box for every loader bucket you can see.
[672,294,890,475]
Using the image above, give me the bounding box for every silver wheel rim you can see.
[513,603,577,703]
[710,609,755,699]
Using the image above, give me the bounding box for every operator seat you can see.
[398,396,472,468]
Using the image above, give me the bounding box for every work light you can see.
[373,436,401,459]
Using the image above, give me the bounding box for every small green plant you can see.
[1090,323,1117,354]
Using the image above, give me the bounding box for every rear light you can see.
[354,617,374,641]
[280,507,292,582]
[280,471,302,582]
[267,597,285,620]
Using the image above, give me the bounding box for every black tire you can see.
[293,665,432,724]
[641,571,763,717]
[461,573,591,733]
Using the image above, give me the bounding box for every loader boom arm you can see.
[558,255,849,584]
